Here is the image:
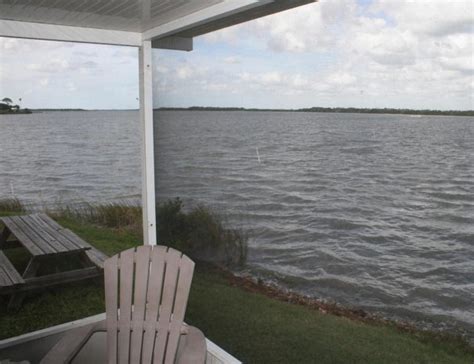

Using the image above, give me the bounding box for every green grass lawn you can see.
[1,216,473,363]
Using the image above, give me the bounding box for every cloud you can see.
[73,50,98,57]
[440,55,474,74]
[223,56,240,64]
[66,81,77,92]
[27,58,98,73]
[326,72,356,86]
[176,65,193,80]
[1,39,139,109]
[27,58,70,72]
[1,1,472,110]
[199,1,348,53]
[202,1,471,108]
[371,0,474,37]
[201,27,240,44]
[0,38,19,50]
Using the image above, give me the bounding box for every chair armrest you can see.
[175,326,207,364]
[40,320,106,364]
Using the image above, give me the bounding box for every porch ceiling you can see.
[0,0,316,46]
[0,0,223,33]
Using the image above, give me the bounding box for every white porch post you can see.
[139,40,157,246]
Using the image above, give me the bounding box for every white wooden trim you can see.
[0,313,241,363]
[206,339,242,364]
[139,40,157,246]
[0,19,141,47]
[142,0,272,41]
[0,313,106,350]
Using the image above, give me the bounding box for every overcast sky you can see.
[0,0,473,110]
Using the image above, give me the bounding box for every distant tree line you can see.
[158,106,474,117]
[32,108,85,112]
[298,107,474,117]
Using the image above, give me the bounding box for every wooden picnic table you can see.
[0,213,107,310]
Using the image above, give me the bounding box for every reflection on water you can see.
[1,110,473,335]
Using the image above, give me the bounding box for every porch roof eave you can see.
[0,0,316,49]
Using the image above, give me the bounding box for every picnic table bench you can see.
[0,213,107,309]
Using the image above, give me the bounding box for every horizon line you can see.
[28,106,474,112]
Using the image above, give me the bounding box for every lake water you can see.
[1,110,473,337]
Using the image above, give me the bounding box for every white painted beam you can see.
[139,40,157,246]
[142,0,272,41]
[0,19,141,47]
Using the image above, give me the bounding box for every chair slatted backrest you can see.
[104,246,195,364]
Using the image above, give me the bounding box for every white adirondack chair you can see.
[41,246,207,364]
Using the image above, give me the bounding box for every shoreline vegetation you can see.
[1,198,473,362]
[0,109,32,114]
[14,106,474,117]
[0,99,31,115]
[159,106,474,117]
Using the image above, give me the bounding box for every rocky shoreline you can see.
[208,264,474,349]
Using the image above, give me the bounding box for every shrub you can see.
[0,198,25,213]
[49,198,247,266]
[50,202,142,235]
[157,198,247,266]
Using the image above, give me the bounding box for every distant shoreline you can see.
[0,109,32,115]
[159,106,474,117]
[25,107,474,117]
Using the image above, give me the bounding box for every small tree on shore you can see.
[1,97,21,112]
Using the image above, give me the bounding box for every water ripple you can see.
[1,110,473,337]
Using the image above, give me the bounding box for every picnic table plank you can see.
[33,214,107,267]
[36,214,88,249]
[0,251,25,288]
[85,248,108,269]
[0,267,101,295]
[4,214,107,268]
[0,226,11,246]
[0,216,45,256]
[28,214,79,252]
[5,216,57,255]
[19,215,69,253]
[30,213,82,250]
[0,215,90,257]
